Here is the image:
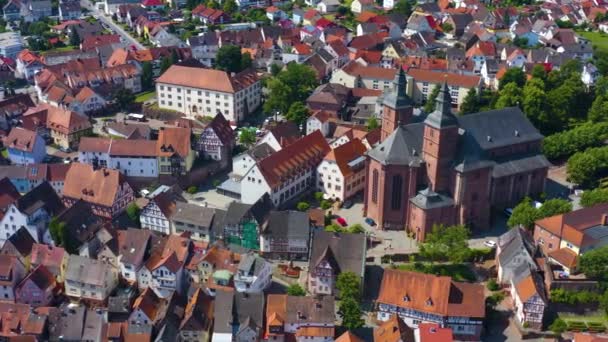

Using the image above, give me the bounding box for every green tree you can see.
[419,224,471,263]
[270,63,282,76]
[542,122,608,160]
[579,245,608,280]
[141,61,153,90]
[581,188,608,207]
[507,197,540,229]
[531,64,547,80]
[241,52,252,70]
[347,224,365,234]
[222,0,237,13]
[537,198,572,218]
[391,0,413,17]
[325,223,344,232]
[339,298,364,330]
[495,82,522,109]
[126,202,140,223]
[459,88,478,115]
[423,85,440,113]
[499,68,526,90]
[112,87,135,110]
[336,271,361,300]
[314,192,324,202]
[160,56,173,74]
[284,102,309,126]
[264,63,317,115]
[296,201,310,211]
[522,80,549,133]
[69,29,80,47]
[187,186,198,194]
[367,116,379,130]
[567,150,602,186]
[600,289,608,314]
[239,127,256,147]
[48,217,66,247]
[286,283,306,296]
[216,45,245,73]
[588,95,608,122]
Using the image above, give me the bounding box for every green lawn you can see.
[135,90,156,103]
[576,31,608,54]
[395,262,477,282]
[42,46,77,55]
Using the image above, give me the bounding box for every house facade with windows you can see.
[65,255,119,302]
[376,269,485,340]
[510,268,547,330]
[405,69,481,110]
[15,265,56,307]
[259,210,311,260]
[78,137,159,178]
[317,138,367,201]
[156,65,261,124]
[137,235,190,298]
[139,191,177,235]
[233,252,272,293]
[156,127,195,176]
[307,231,366,296]
[196,113,234,167]
[5,127,46,165]
[0,255,25,302]
[265,295,335,341]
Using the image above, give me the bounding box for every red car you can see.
[337,217,347,227]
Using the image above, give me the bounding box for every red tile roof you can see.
[418,323,454,342]
[62,163,126,207]
[407,68,481,88]
[156,65,258,93]
[4,127,39,153]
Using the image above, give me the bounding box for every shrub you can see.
[347,224,365,234]
[187,186,198,194]
[550,318,568,334]
[487,278,500,291]
[320,199,332,210]
[314,192,324,202]
[126,202,140,223]
[296,202,310,211]
[286,283,306,296]
[522,321,530,328]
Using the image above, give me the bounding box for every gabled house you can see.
[30,243,67,283]
[496,227,537,284]
[15,49,44,81]
[58,1,81,20]
[373,315,415,342]
[317,138,367,201]
[213,289,265,342]
[197,112,234,167]
[179,287,214,341]
[260,210,311,260]
[4,127,46,165]
[0,178,20,221]
[65,254,119,302]
[62,163,135,219]
[156,127,195,176]
[265,295,335,340]
[117,228,152,283]
[241,131,330,207]
[129,287,169,326]
[137,234,190,298]
[258,121,302,152]
[0,181,64,246]
[376,270,485,340]
[221,197,271,250]
[171,202,219,241]
[233,252,272,293]
[307,231,366,295]
[184,244,240,295]
[510,267,547,330]
[14,264,56,307]
[140,190,178,235]
[0,254,25,302]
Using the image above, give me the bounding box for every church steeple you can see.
[424,82,458,129]
[381,68,414,140]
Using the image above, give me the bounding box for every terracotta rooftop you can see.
[407,68,481,88]
[342,62,397,80]
[62,163,126,207]
[548,247,578,269]
[157,127,191,158]
[4,127,39,153]
[377,269,485,318]
[324,138,367,177]
[156,65,259,93]
[535,203,608,238]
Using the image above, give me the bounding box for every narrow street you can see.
[79,0,145,50]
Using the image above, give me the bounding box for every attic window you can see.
[486,135,492,142]
[514,130,520,137]
[403,294,410,302]
[426,298,433,306]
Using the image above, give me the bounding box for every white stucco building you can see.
[78,137,159,178]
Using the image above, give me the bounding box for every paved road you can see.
[79,0,145,50]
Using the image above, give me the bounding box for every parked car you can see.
[484,240,497,249]
[342,200,353,209]
[364,217,375,226]
[336,217,347,227]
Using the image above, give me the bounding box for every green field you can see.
[395,262,477,282]
[559,312,607,324]
[577,31,608,54]
[42,46,77,55]
[135,90,156,103]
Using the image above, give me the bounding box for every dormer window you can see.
[403,294,409,302]
[426,298,433,306]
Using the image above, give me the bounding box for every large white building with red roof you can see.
[155,65,261,124]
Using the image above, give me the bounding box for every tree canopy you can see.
[215,45,251,73]
[579,245,608,281]
[581,188,608,208]
[423,85,440,113]
[419,224,471,263]
[286,283,306,296]
[459,88,479,115]
[239,127,256,147]
[284,101,309,126]
[507,197,572,229]
[263,63,317,115]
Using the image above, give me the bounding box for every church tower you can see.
[422,83,460,193]
[381,68,413,141]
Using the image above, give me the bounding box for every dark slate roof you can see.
[366,123,424,166]
[249,143,276,161]
[456,107,544,151]
[16,181,64,216]
[424,83,458,128]
[224,202,252,226]
[2,226,35,257]
[237,252,267,276]
[410,188,454,210]
[309,231,366,277]
[213,289,234,334]
[172,202,216,228]
[234,291,264,330]
[496,227,536,269]
[382,68,413,109]
[492,154,551,178]
[188,32,219,47]
[262,210,310,240]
